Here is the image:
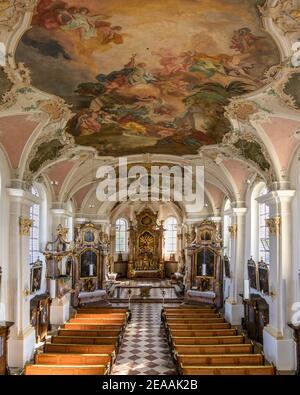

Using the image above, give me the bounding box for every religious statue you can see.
[178,249,186,275]
[106,253,113,273]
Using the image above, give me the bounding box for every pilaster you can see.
[225,207,247,325]
[258,190,296,371]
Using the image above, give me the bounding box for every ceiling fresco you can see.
[14,0,280,157]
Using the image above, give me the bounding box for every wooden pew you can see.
[51,336,118,346]
[76,308,128,314]
[174,344,253,355]
[58,329,121,338]
[163,312,220,318]
[181,365,275,375]
[172,336,245,346]
[167,323,231,330]
[170,329,237,337]
[64,323,123,331]
[166,317,225,323]
[177,354,264,366]
[75,313,126,318]
[69,317,125,324]
[44,343,115,356]
[164,306,215,310]
[76,308,131,320]
[35,353,111,367]
[25,364,108,375]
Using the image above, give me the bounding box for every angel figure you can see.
[60,6,111,40]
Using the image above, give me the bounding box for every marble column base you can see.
[50,296,70,326]
[8,325,35,368]
[224,300,244,325]
[263,325,296,371]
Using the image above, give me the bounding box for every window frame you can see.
[115,218,128,253]
[164,217,178,255]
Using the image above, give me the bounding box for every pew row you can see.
[51,336,118,346]
[35,353,111,367]
[181,365,275,375]
[172,335,245,346]
[58,329,121,338]
[174,344,254,356]
[25,364,108,375]
[177,354,264,366]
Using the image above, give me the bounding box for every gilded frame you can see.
[79,223,98,246]
[30,260,43,294]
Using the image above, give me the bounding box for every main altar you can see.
[127,208,165,279]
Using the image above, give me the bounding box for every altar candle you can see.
[89,264,93,276]
[202,264,206,276]
[244,280,250,299]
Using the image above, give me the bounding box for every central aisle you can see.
[112,303,177,375]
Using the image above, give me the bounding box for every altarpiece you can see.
[186,220,223,308]
[127,208,165,278]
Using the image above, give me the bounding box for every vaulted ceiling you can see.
[0,0,300,216]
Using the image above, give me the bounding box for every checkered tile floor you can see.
[111,303,177,375]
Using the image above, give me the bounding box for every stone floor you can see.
[111,303,177,375]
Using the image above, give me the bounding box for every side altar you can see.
[127,208,165,279]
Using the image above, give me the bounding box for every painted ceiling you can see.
[15,0,280,157]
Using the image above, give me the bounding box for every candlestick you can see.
[244,280,250,299]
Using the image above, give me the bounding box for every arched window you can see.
[258,186,270,264]
[164,217,178,256]
[29,186,40,263]
[115,218,128,253]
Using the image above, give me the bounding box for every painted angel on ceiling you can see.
[32,0,123,43]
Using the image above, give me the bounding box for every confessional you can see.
[242,294,269,344]
[0,322,13,375]
[186,220,223,308]
[72,223,109,306]
[30,294,51,343]
[127,208,165,278]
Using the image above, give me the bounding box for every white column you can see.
[258,190,296,371]
[6,188,36,368]
[225,207,247,325]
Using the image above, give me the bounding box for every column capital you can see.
[209,216,222,223]
[256,190,295,205]
[7,188,39,206]
[229,207,247,216]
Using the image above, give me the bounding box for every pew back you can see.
[25,364,108,375]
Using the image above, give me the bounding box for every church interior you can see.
[0,0,300,377]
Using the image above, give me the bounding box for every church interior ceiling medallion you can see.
[13,0,281,158]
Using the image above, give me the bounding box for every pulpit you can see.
[127,208,165,279]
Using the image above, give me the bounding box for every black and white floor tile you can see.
[112,303,177,375]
